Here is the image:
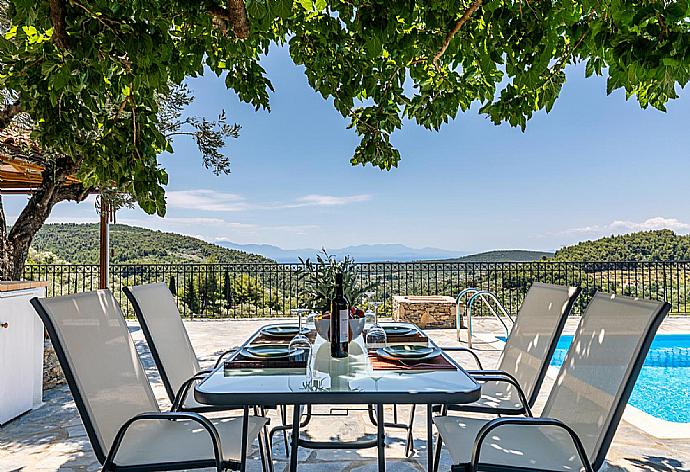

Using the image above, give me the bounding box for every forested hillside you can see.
[442,250,553,262]
[30,224,273,264]
[553,230,690,261]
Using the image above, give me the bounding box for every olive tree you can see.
[2,0,689,279]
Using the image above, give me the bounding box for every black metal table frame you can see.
[195,324,481,472]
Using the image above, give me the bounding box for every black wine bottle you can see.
[330,272,349,358]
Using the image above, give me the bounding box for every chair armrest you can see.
[466,374,532,416]
[172,372,212,411]
[213,348,239,369]
[470,417,593,472]
[466,369,520,386]
[437,346,483,369]
[103,411,224,471]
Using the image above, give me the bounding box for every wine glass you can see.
[363,291,377,326]
[365,301,387,350]
[289,308,312,358]
[305,309,318,331]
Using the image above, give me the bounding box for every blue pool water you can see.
[500,334,690,423]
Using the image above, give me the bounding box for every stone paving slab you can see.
[0,317,688,471]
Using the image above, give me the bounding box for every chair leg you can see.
[432,404,448,472]
[300,405,312,427]
[261,407,274,472]
[255,406,273,472]
[405,404,416,457]
[257,427,269,472]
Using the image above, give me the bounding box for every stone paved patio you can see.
[1,317,689,471]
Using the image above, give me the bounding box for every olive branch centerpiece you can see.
[298,249,379,313]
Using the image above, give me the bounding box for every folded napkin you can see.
[250,330,318,346]
[368,352,457,371]
[363,328,429,345]
[224,350,309,369]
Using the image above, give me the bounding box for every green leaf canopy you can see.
[2,0,689,214]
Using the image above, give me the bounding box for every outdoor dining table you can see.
[194,322,481,472]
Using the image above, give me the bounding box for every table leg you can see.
[289,404,301,472]
[376,404,386,472]
[427,404,433,472]
[281,405,289,456]
[240,406,249,472]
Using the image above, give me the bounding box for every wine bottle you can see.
[330,271,349,358]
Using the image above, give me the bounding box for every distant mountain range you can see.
[216,241,465,262]
[28,223,553,265]
[215,241,553,263]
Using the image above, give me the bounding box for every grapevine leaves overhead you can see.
[1,0,690,215]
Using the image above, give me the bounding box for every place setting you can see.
[368,343,457,371]
[225,308,314,369]
[362,300,455,370]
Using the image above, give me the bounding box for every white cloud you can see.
[166,190,249,212]
[290,194,371,207]
[165,189,371,212]
[558,216,690,237]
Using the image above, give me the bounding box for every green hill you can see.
[30,223,274,264]
[441,250,554,262]
[552,229,690,261]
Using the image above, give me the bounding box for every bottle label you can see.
[339,309,349,343]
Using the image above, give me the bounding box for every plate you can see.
[260,325,310,338]
[381,325,416,337]
[383,345,435,358]
[376,345,442,363]
[241,344,294,359]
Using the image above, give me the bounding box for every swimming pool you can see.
[549,334,690,423]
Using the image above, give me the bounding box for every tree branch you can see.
[208,1,249,39]
[0,99,21,131]
[433,0,483,67]
[50,0,70,49]
[227,0,250,39]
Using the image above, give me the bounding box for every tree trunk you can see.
[0,156,88,281]
[0,195,13,280]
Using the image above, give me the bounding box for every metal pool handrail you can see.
[459,289,515,348]
[455,288,480,340]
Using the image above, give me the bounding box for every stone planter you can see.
[392,295,457,329]
[43,339,65,390]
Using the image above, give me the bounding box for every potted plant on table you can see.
[299,250,379,341]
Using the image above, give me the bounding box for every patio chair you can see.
[433,292,670,472]
[123,283,236,412]
[444,282,581,416]
[124,282,276,469]
[31,290,268,472]
[414,283,579,460]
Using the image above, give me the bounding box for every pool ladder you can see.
[456,288,515,348]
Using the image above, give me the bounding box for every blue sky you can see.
[5,46,690,253]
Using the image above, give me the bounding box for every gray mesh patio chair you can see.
[444,282,581,416]
[123,283,275,470]
[416,283,579,461]
[123,283,237,412]
[433,292,670,472]
[31,290,268,472]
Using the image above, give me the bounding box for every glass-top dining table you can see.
[195,322,481,472]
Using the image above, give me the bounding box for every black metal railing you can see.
[22,261,690,318]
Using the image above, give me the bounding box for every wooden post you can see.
[98,198,109,290]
